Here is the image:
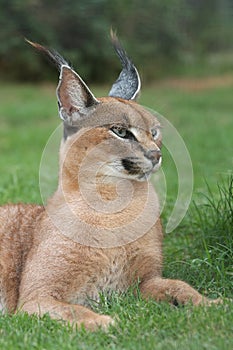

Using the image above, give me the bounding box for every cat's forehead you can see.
[95,97,160,130]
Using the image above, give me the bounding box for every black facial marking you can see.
[121,158,141,175]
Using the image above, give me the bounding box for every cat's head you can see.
[27,34,162,183]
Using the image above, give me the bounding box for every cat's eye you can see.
[111,126,127,138]
[110,126,137,141]
[152,128,159,140]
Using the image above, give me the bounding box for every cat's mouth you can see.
[122,156,162,181]
[99,156,162,182]
[152,156,162,173]
[138,160,162,181]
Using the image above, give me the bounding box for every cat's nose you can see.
[146,149,162,164]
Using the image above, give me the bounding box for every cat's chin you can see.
[137,172,153,182]
[152,157,162,173]
[137,160,162,182]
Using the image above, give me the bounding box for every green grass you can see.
[0,297,232,350]
[0,80,232,349]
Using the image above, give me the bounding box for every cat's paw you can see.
[77,314,115,331]
[200,297,233,306]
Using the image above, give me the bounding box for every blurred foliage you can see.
[0,0,233,82]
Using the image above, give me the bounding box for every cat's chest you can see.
[69,254,129,306]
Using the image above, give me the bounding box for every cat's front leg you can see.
[140,277,222,305]
[18,297,114,331]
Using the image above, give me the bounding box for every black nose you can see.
[146,149,162,164]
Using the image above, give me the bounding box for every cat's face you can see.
[28,37,162,184]
[94,98,162,182]
[61,98,162,183]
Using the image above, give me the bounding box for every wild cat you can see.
[0,33,221,330]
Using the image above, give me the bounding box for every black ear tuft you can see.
[25,39,70,71]
[26,39,99,137]
[108,31,141,101]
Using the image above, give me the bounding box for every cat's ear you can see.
[108,31,141,101]
[25,40,99,128]
[57,66,99,126]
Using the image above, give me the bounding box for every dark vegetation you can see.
[1,0,233,82]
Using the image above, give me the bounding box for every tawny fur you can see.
[0,55,222,331]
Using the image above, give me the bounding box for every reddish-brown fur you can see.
[0,67,222,331]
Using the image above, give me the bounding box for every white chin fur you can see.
[152,157,162,173]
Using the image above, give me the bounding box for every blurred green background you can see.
[0,0,233,199]
[0,4,233,349]
[1,0,233,83]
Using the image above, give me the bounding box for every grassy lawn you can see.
[0,79,232,349]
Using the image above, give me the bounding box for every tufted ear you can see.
[56,66,99,126]
[108,32,141,101]
[26,40,99,137]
